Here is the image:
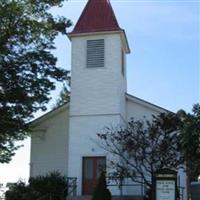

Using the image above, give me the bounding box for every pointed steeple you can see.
[70,0,122,34]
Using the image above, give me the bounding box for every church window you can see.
[121,50,125,76]
[87,39,104,68]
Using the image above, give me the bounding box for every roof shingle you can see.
[70,0,122,34]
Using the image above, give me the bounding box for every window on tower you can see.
[87,39,104,68]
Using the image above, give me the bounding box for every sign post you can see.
[154,169,177,200]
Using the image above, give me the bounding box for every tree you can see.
[97,113,184,199]
[177,104,200,199]
[92,172,111,200]
[5,171,68,200]
[52,77,70,109]
[179,104,200,182]
[0,0,71,163]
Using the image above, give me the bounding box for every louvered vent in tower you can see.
[87,39,104,68]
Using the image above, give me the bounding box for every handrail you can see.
[67,177,77,197]
[33,176,185,200]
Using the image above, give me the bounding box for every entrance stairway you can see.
[112,196,143,200]
[67,196,143,200]
[66,196,92,200]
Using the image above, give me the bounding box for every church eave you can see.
[120,29,131,54]
[68,29,122,38]
[29,103,69,128]
[126,93,173,114]
[68,29,130,54]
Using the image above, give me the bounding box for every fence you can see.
[107,176,185,200]
[36,176,185,200]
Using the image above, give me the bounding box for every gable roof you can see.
[30,94,172,128]
[70,0,122,34]
[29,103,69,128]
[126,93,172,113]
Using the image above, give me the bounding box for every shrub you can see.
[29,171,67,199]
[92,172,111,200]
[5,181,30,200]
[5,171,67,200]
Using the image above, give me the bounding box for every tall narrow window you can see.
[121,50,125,76]
[87,39,104,68]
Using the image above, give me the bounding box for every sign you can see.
[156,180,175,200]
[154,169,177,200]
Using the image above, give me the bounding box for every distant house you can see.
[191,182,200,200]
[30,0,187,199]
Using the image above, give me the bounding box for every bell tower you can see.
[67,0,130,195]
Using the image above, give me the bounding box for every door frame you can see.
[82,156,106,195]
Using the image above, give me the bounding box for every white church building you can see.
[30,0,187,199]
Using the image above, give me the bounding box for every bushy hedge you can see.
[5,182,30,200]
[5,171,67,200]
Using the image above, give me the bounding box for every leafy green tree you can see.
[180,104,200,181]
[0,0,71,163]
[52,78,70,109]
[92,172,111,200]
[177,103,200,200]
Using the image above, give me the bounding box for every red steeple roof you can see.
[70,0,122,34]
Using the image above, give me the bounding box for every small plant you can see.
[92,172,111,200]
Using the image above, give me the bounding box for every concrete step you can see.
[66,196,91,200]
[67,196,143,200]
[112,196,143,200]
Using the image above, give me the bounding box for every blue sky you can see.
[0,0,199,185]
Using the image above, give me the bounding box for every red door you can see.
[82,157,106,195]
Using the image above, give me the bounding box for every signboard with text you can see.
[154,169,177,200]
[156,180,175,200]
